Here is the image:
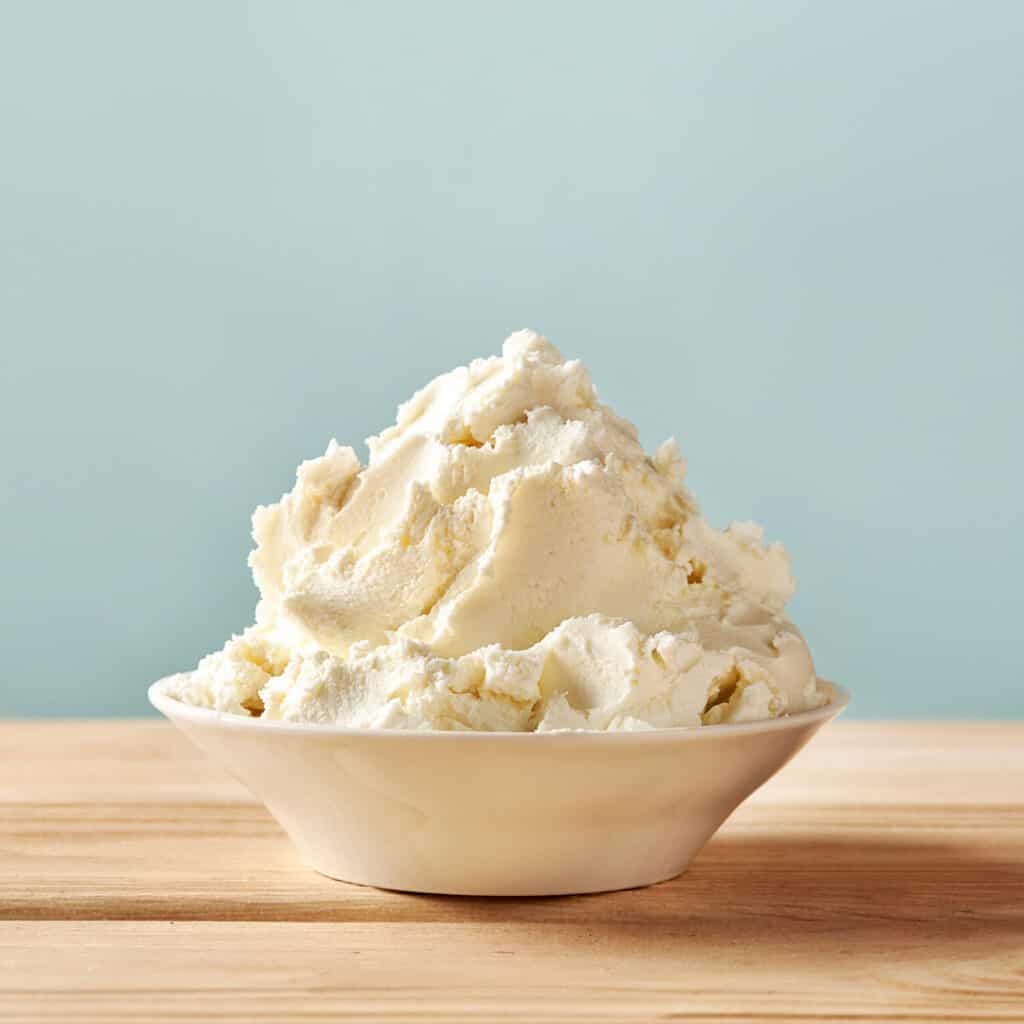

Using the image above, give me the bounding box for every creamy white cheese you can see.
[168,331,826,729]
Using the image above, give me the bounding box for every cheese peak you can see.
[169,331,825,730]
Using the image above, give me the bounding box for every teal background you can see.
[2,1,1021,718]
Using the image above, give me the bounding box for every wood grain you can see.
[1,721,1022,1022]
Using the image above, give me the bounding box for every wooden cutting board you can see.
[1,720,1022,1022]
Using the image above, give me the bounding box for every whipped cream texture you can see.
[168,332,825,729]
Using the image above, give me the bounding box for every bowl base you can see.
[307,862,691,897]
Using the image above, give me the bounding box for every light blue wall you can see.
[2,1,1021,718]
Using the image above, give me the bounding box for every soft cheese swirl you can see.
[170,332,825,730]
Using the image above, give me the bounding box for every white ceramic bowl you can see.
[149,678,847,896]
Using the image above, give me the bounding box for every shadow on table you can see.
[402,832,1024,950]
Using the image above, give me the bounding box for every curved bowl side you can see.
[151,681,847,895]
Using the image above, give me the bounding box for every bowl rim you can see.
[149,676,849,742]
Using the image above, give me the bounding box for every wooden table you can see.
[1,721,1021,1022]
